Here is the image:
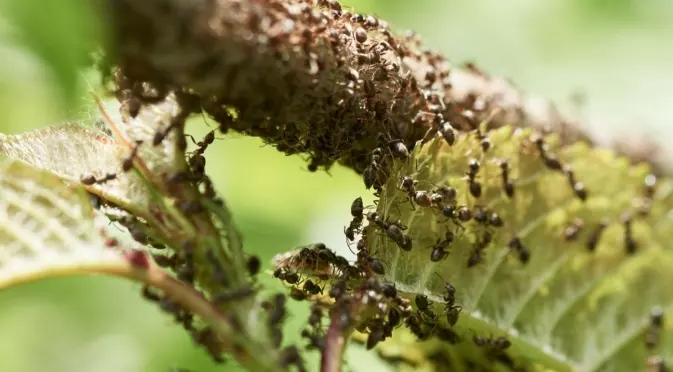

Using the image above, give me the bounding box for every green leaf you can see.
[370,126,673,371]
[0,158,126,289]
[1,0,102,108]
[0,121,152,211]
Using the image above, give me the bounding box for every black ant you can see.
[80,172,117,185]
[564,165,588,201]
[122,140,143,172]
[435,273,462,326]
[363,148,383,190]
[415,294,438,323]
[381,282,398,298]
[376,132,409,159]
[467,230,493,268]
[508,236,530,264]
[465,159,482,198]
[476,129,491,152]
[563,218,585,241]
[586,219,609,252]
[532,134,563,172]
[433,184,458,204]
[622,213,637,255]
[399,175,432,209]
[430,229,454,262]
[499,160,515,198]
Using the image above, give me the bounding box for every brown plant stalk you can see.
[102,0,666,179]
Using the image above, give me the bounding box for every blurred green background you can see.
[1,0,673,371]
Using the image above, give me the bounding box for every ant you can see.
[622,213,637,255]
[430,228,454,262]
[563,218,585,241]
[376,132,409,159]
[467,230,493,268]
[122,140,143,172]
[80,172,117,185]
[531,134,563,172]
[475,128,491,152]
[399,176,432,210]
[303,279,324,295]
[564,165,588,201]
[586,219,609,252]
[499,160,515,198]
[465,159,482,198]
[363,148,383,190]
[435,273,462,326]
[415,294,438,323]
[508,236,530,264]
[344,197,365,243]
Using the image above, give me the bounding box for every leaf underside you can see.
[0,159,125,289]
[371,127,673,372]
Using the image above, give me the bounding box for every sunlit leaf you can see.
[0,159,125,289]
[369,127,673,371]
[0,122,152,210]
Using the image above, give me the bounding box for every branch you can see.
[102,0,667,179]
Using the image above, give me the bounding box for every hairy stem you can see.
[102,0,667,176]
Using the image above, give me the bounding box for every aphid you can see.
[586,219,609,252]
[354,28,367,43]
[563,218,585,241]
